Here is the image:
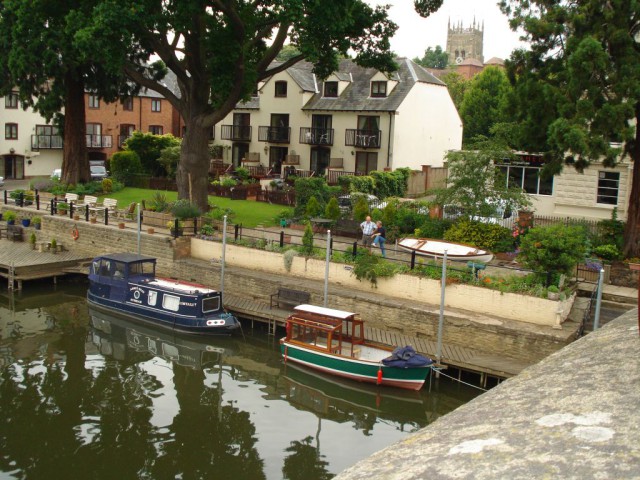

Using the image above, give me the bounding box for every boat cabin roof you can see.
[294,304,357,320]
[94,253,157,265]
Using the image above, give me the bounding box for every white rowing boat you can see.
[398,238,494,263]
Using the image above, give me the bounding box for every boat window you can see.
[148,290,158,306]
[92,261,100,275]
[163,344,179,360]
[99,260,111,277]
[113,262,126,279]
[130,261,155,277]
[162,294,180,312]
[202,296,220,313]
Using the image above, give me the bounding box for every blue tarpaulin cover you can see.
[382,346,434,368]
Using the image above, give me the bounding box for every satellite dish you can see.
[455,57,463,64]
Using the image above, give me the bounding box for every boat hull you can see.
[87,292,240,335]
[280,340,431,391]
[398,238,494,263]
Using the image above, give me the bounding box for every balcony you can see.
[86,134,113,149]
[345,129,382,149]
[299,127,334,146]
[258,126,291,144]
[31,135,63,150]
[221,125,252,142]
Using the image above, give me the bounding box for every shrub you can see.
[305,195,324,218]
[110,151,143,185]
[300,222,315,257]
[234,167,250,182]
[31,216,42,226]
[518,224,589,280]
[219,176,238,188]
[443,220,513,252]
[352,251,400,287]
[324,197,341,221]
[171,199,202,219]
[595,208,625,249]
[353,196,369,222]
[199,224,215,236]
[101,178,113,193]
[349,175,376,194]
[123,131,181,176]
[294,177,332,216]
[592,244,622,261]
[205,205,235,222]
[147,192,170,212]
[157,145,181,178]
[4,211,17,222]
[414,218,452,240]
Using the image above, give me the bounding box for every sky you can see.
[365,0,527,61]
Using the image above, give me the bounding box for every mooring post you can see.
[324,230,331,307]
[593,268,605,330]
[411,250,416,270]
[279,230,284,248]
[436,250,448,376]
[352,241,357,258]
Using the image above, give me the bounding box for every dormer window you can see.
[371,81,387,98]
[324,81,338,98]
[275,81,287,97]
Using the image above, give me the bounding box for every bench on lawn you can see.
[270,287,311,309]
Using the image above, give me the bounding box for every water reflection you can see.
[0,284,481,479]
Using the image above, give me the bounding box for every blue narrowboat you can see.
[87,253,240,334]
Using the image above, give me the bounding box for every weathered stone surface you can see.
[334,310,640,480]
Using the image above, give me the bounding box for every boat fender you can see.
[71,225,79,241]
[377,366,383,385]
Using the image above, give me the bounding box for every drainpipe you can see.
[387,112,393,169]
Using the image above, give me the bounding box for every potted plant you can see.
[50,238,57,254]
[4,211,17,225]
[29,232,37,250]
[21,217,31,227]
[147,227,155,234]
[57,202,69,216]
[32,216,42,230]
[167,219,183,236]
[547,285,560,301]
[118,221,126,229]
[90,215,97,224]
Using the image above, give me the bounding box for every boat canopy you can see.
[90,253,156,281]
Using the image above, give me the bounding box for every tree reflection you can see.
[282,435,332,480]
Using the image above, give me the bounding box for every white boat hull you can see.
[398,238,493,263]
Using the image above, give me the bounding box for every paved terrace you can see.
[335,309,640,480]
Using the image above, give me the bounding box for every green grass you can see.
[101,188,288,227]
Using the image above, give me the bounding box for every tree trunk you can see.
[177,116,212,212]
[61,70,89,185]
[623,107,640,257]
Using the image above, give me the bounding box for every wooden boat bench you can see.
[270,287,311,309]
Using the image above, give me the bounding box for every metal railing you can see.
[258,126,291,143]
[31,135,63,150]
[345,129,381,148]
[86,134,113,148]
[221,125,252,141]
[299,127,334,146]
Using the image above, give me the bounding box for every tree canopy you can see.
[500,0,640,256]
[0,0,136,184]
[441,71,469,112]
[413,45,448,69]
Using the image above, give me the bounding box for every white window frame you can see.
[596,171,620,205]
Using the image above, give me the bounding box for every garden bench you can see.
[75,195,98,214]
[7,225,23,242]
[270,287,311,309]
[333,219,361,239]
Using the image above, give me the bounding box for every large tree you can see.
[87,1,442,211]
[500,0,640,257]
[0,0,136,184]
[459,66,513,145]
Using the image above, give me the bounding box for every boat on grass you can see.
[398,238,494,263]
[87,253,240,334]
[280,304,433,391]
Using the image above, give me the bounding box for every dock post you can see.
[593,268,605,330]
[352,241,357,259]
[36,192,40,210]
[279,230,284,248]
[436,250,448,377]
[324,230,331,307]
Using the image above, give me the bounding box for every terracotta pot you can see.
[118,223,125,229]
[90,217,97,224]
[147,228,155,234]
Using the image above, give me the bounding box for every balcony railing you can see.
[221,125,252,142]
[258,126,291,143]
[31,135,63,150]
[118,134,132,147]
[86,134,113,148]
[299,127,334,146]
[345,129,382,149]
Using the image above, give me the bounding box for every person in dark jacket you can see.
[372,220,386,258]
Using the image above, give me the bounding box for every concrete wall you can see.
[190,238,574,327]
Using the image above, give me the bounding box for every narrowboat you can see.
[398,238,494,263]
[87,253,240,334]
[280,305,433,391]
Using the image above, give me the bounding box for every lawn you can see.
[101,188,289,227]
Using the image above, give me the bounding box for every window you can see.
[149,125,163,135]
[36,125,59,136]
[148,290,157,306]
[5,123,18,140]
[597,171,620,205]
[86,123,102,135]
[371,81,387,98]
[275,81,288,97]
[324,81,338,98]
[151,99,161,112]
[356,152,378,174]
[122,97,134,111]
[497,164,553,196]
[202,296,220,313]
[88,95,100,109]
[5,92,18,109]
[162,294,180,312]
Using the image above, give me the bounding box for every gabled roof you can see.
[302,58,445,112]
[484,57,505,66]
[460,58,484,67]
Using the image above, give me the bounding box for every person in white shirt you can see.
[360,216,376,250]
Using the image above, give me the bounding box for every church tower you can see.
[446,18,484,65]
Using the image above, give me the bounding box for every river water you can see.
[0,280,481,479]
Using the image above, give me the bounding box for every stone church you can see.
[446,18,484,65]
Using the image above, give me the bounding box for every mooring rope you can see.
[432,367,489,392]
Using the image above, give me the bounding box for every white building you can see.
[0,90,62,180]
[215,58,463,180]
